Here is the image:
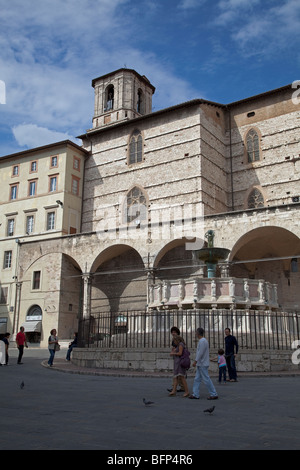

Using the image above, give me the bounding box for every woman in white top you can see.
[48,329,59,367]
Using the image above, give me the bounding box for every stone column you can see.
[146,270,156,310]
[82,273,93,319]
[12,282,22,337]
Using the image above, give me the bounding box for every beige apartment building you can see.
[0,140,89,344]
[1,68,299,348]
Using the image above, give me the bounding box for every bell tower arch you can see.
[91,68,155,129]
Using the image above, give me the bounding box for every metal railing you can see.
[78,309,300,350]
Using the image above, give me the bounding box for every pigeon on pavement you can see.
[203,406,215,414]
[20,381,25,389]
[143,398,154,406]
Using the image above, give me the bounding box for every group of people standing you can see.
[169,326,239,400]
[0,327,28,366]
[0,328,78,367]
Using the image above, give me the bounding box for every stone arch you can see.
[26,304,43,319]
[230,226,300,309]
[153,237,202,268]
[91,244,146,312]
[19,251,83,342]
[20,250,83,278]
[153,238,202,281]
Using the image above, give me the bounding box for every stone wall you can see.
[72,347,300,374]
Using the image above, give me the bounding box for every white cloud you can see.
[12,124,80,149]
[0,0,205,154]
[213,0,300,57]
[214,0,261,25]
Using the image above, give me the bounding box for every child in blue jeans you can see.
[213,348,227,383]
[218,349,227,383]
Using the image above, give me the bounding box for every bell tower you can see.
[91,68,155,129]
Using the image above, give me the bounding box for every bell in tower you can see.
[91,68,155,129]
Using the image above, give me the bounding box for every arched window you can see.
[104,85,114,112]
[248,188,264,209]
[125,187,147,224]
[26,304,42,321]
[137,89,144,114]
[129,129,143,165]
[246,128,260,163]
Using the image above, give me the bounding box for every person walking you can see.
[1,332,10,365]
[0,337,5,365]
[169,336,189,397]
[189,328,218,400]
[66,332,78,361]
[16,326,28,364]
[167,327,185,393]
[48,329,59,367]
[224,328,238,382]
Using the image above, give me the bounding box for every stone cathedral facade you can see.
[1,68,300,347]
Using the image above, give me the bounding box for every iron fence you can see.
[78,309,300,350]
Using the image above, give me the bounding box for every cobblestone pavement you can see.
[0,348,299,450]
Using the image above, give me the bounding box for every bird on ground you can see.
[20,381,25,389]
[203,406,215,414]
[143,398,154,406]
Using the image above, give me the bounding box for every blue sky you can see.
[0,0,299,156]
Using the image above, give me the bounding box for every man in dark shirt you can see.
[224,328,238,382]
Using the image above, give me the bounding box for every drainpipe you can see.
[228,106,235,212]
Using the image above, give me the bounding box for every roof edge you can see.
[0,139,89,161]
[226,83,292,107]
[77,98,224,139]
[91,68,156,93]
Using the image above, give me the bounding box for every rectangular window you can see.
[30,161,37,172]
[12,165,19,177]
[32,271,41,290]
[26,215,34,234]
[71,176,80,196]
[0,287,8,304]
[3,251,12,269]
[50,156,58,168]
[47,212,55,230]
[49,176,57,192]
[73,157,80,171]
[7,219,15,237]
[10,184,18,200]
[29,180,37,196]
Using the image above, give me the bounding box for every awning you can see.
[21,321,42,333]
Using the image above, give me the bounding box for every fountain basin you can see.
[195,247,230,278]
[195,247,231,264]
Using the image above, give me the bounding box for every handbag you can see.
[55,343,60,352]
[180,347,191,370]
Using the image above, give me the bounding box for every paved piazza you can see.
[0,348,299,451]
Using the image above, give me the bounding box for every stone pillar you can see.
[146,270,155,310]
[12,282,22,337]
[82,273,93,319]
